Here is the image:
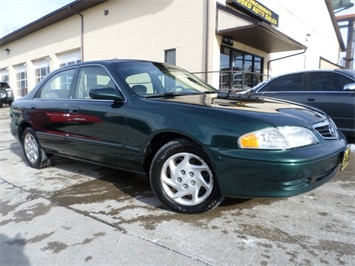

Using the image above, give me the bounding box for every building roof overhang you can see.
[217,21,307,53]
[216,5,306,53]
[0,0,108,46]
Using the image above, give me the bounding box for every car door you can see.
[256,73,305,103]
[64,65,130,169]
[29,67,77,155]
[304,72,355,133]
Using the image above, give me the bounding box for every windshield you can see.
[114,61,217,97]
[240,80,268,94]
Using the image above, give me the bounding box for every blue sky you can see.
[0,0,73,38]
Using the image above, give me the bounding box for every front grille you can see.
[313,120,338,140]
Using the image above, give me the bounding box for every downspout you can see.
[68,6,84,61]
[267,48,307,78]
[204,0,210,82]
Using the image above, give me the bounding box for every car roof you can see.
[56,59,177,73]
[269,69,355,80]
[249,68,355,91]
[63,59,166,67]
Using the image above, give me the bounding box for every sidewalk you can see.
[0,180,204,266]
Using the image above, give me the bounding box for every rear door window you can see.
[304,72,355,131]
[37,69,76,98]
[307,72,353,91]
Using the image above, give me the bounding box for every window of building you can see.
[34,59,51,84]
[2,75,9,82]
[0,69,9,82]
[35,66,50,84]
[165,49,176,65]
[58,50,81,68]
[16,71,28,96]
[60,60,81,68]
[220,45,263,92]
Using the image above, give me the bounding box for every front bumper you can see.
[209,139,348,198]
[10,119,20,141]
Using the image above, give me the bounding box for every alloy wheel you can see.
[160,152,214,206]
[24,133,39,164]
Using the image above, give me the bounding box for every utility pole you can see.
[337,14,355,69]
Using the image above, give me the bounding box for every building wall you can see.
[258,0,342,75]
[1,15,82,96]
[83,0,208,73]
[0,0,344,99]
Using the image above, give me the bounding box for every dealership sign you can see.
[227,0,279,27]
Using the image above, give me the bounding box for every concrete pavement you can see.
[1,106,354,265]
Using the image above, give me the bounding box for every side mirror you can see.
[89,87,124,101]
[343,83,355,91]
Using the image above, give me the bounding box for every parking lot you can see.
[0,106,354,265]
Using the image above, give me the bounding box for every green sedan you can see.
[10,60,350,213]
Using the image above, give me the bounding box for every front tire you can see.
[150,139,223,214]
[22,128,52,169]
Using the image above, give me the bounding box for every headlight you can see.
[238,126,318,150]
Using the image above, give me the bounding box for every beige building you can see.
[0,0,346,99]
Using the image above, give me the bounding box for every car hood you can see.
[150,93,328,125]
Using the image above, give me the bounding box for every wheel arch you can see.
[18,122,32,142]
[143,132,199,175]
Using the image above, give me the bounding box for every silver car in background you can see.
[0,81,14,108]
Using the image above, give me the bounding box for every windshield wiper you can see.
[145,92,178,98]
[145,91,219,98]
[200,91,219,94]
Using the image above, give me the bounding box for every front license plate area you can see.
[341,146,351,171]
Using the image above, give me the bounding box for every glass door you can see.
[220,45,264,93]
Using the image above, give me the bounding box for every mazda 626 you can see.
[10,60,350,213]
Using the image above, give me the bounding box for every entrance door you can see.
[220,45,264,93]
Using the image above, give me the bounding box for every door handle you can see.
[69,106,80,113]
[29,104,36,109]
[306,98,315,102]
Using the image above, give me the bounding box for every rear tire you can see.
[150,138,223,214]
[22,128,52,169]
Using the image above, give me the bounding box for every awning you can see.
[217,7,307,53]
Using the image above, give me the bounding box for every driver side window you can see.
[125,73,153,95]
[75,66,116,99]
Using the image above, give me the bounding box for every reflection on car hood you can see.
[151,93,328,124]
